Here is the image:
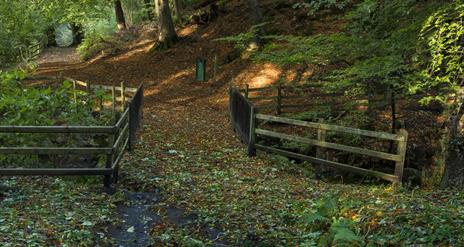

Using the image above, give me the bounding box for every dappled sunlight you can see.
[231,63,282,88]
[108,41,155,62]
[178,25,198,37]
[251,63,281,87]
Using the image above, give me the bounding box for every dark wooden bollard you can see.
[196,57,206,82]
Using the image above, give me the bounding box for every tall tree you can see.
[247,0,263,51]
[440,102,464,188]
[114,0,126,30]
[143,0,154,21]
[172,0,183,22]
[155,0,177,49]
[154,0,160,18]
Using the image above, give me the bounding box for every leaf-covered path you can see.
[31,36,464,245]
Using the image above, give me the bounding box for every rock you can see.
[55,23,74,47]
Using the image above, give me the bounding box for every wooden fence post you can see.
[73,80,77,104]
[315,118,326,178]
[121,81,126,110]
[277,83,282,115]
[112,83,116,117]
[395,129,408,184]
[248,106,257,157]
[104,128,117,187]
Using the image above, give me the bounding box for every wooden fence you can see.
[19,42,42,64]
[229,86,409,183]
[248,114,408,183]
[0,80,144,187]
[229,87,256,154]
[240,83,399,119]
[240,83,334,115]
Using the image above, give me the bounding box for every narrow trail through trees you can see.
[36,34,247,244]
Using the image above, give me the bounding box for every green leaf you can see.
[82,221,93,227]
[333,227,361,243]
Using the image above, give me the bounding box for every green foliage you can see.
[122,0,151,26]
[413,1,464,105]
[215,23,268,50]
[293,0,352,16]
[0,177,122,246]
[280,193,363,245]
[0,1,47,66]
[0,70,114,167]
[0,0,113,65]
[256,34,366,66]
[245,0,459,101]
[76,18,117,60]
[76,0,152,60]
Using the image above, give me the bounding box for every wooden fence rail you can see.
[228,87,408,183]
[247,113,408,183]
[240,83,326,115]
[0,83,144,187]
[240,83,402,124]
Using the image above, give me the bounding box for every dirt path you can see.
[33,5,288,243]
[36,23,247,244]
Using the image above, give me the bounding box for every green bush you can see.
[293,0,352,16]
[76,18,118,60]
[0,1,48,66]
[0,70,114,167]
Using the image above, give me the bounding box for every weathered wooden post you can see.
[315,118,326,178]
[73,80,77,104]
[395,129,408,184]
[112,83,116,116]
[121,81,126,110]
[104,152,113,188]
[247,106,257,157]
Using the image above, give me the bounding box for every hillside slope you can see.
[2,0,462,246]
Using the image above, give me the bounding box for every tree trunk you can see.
[440,97,464,188]
[247,0,263,51]
[155,0,178,50]
[143,0,155,21]
[154,0,160,18]
[114,0,127,31]
[173,0,183,22]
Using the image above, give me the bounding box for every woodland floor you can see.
[1,2,464,246]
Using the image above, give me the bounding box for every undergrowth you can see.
[220,0,463,185]
[0,70,114,167]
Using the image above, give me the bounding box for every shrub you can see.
[0,70,114,167]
